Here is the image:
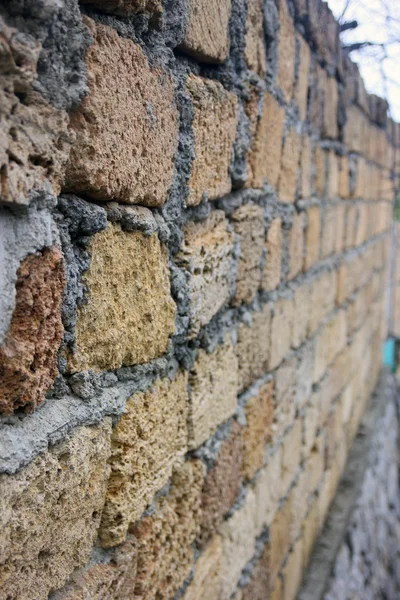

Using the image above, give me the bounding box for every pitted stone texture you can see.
[183,536,223,600]
[277,0,296,103]
[131,460,205,600]
[0,17,72,205]
[233,203,265,305]
[245,0,267,77]
[177,211,235,336]
[237,303,271,392]
[0,421,112,600]
[180,0,232,63]
[69,223,176,372]
[186,75,239,205]
[50,538,137,600]
[65,20,178,206]
[199,421,243,544]
[99,374,188,547]
[278,129,301,203]
[0,247,65,415]
[263,218,283,291]
[188,338,238,449]
[242,381,274,480]
[80,0,162,16]
[247,92,285,189]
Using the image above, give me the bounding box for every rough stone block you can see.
[0,421,112,600]
[0,247,65,415]
[322,76,338,139]
[247,92,285,189]
[69,223,176,372]
[344,204,357,249]
[263,218,283,291]
[180,0,232,63]
[99,373,188,547]
[288,212,305,279]
[280,419,303,497]
[278,129,301,203]
[292,282,311,348]
[254,447,282,531]
[270,297,294,370]
[282,537,303,600]
[242,381,274,480]
[339,155,350,198]
[183,536,223,600]
[273,355,297,443]
[245,0,267,77]
[189,337,239,449]
[233,203,265,305]
[199,421,243,544]
[304,206,321,271]
[131,460,205,600]
[237,303,271,392]
[303,434,325,495]
[313,309,348,383]
[295,35,310,120]
[327,150,339,198]
[314,145,326,196]
[270,495,293,580]
[66,20,178,206]
[301,499,320,569]
[308,269,337,335]
[300,136,312,199]
[240,544,270,600]
[320,206,336,259]
[277,0,296,103]
[177,211,235,336]
[186,75,239,205]
[335,203,345,254]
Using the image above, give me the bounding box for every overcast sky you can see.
[326,0,400,121]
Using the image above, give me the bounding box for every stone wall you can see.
[0,0,398,599]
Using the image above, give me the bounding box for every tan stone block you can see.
[314,145,326,196]
[288,212,305,279]
[240,544,270,600]
[278,129,301,203]
[254,447,282,532]
[0,247,65,415]
[270,577,284,600]
[243,381,274,480]
[320,205,336,259]
[233,203,265,305]
[245,0,267,77]
[292,282,311,348]
[287,469,309,541]
[296,36,310,120]
[68,223,176,372]
[180,0,232,63]
[247,92,285,188]
[183,536,223,600]
[0,422,112,600]
[313,309,347,383]
[273,356,297,443]
[280,419,303,497]
[199,421,243,545]
[263,218,283,291]
[178,211,235,336]
[237,303,271,392]
[282,537,303,600]
[270,297,294,370]
[219,490,258,598]
[308,269,337,335]
[325,397,345,469]
[344,204,357,249]
[131,460,205,600]
[277,0,296,103]
[335,203,345,254]
[270,495,293,580]
[322,76,338,139]
[300,136,312,198]
[80,0,162,15]
[303,433,325,495]
[301,498,320,569]
[189,337,238,449]
[309,61,326,130]
[303,396,320,458]
[339,155,350,198]
[0,17,72,205]
[99,374,188,547]
[327,150,339,198]
[304,205,321,270]
[355,203,369,246]
[296,342,315,410]
[187,75,239,205]
[66,20,178,206]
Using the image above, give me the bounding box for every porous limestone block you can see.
[277,0,296,102]
[295,35,310,120]
[305,206,321,270]
[233,203,265,305]
[280,419,303,497]
[69,223,176,372]
[240,544,270,600]
[288,212,305,279]
[263,218,283,291]
[292,282,311,349]
[278,129,301,203]
[242,381,274,479]
[300,136,312,198]
[270,297,294,370]
[313,309,348,383]
[99,373,188,547]
[0,421,112,600]
[273,355,297,442]
[308,269,337,335]
[254,446,282,531]
[180,0,232,63]
[237,303,272,392]
[183,536,223,600]
[244,0,267,77]
[269,495,293,580]
[66,19,178,206]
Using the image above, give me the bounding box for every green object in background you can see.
[383,338,396,373]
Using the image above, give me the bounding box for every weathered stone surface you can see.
[80,0,162,16]
[69,223,176,372]
[247,92,285,188]
[131,460,205,600]
[0,421,112,600]
[270,495,293,579]
[300,136,312,198]
[320,206,336,259]
[305,206,321,271]
[183,536,223,600]
[66,20,178,206]
[237,303,271,392]
[314,145,326,196]
[282,537,303,600]
[180,0,232,63]
[0,17,72,205]
[0,247,65,415]
[278,129,301,203]
[99,374,188,547]
[296,35,310,120]
[178,211,235,336]
[255,447,282,531]
[245,0,267,77]
[233,203,265,305]
[241,544,270,600]
[186,75,239,205]
[273,355,297,442]
[199,421,243,544]
[263,218,283,291]
[243,381,274,479]
[313,309,348,383]
[322,76,339,139]
[288,212,305,279]
[270,297,294,370]
[277,0,296,102]
[188,338,239,449]
[280,419,303,496]
[292,283,311,348]
[308,269,337,335]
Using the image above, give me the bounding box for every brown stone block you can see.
[245,0,267,77]
[99,373,188,547]
[69,223,176,372]
[180,0,232,63]
[263,217,283,291]
[233,203,265,305]
[66,20,178,206]
[309,61,326,130]
[237,303,271,392]
[278,129,301,203]
[187,75,239,205]
[288,212,305,279]
[242,381,274,480]
[295,35,310,120]
[80,0,162,15]
[0,421,112,600]
[270,297,293,370]
[0,247,65,415]
[304,205,321,271]
[199,421,243,545]
[277,0,296,103]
